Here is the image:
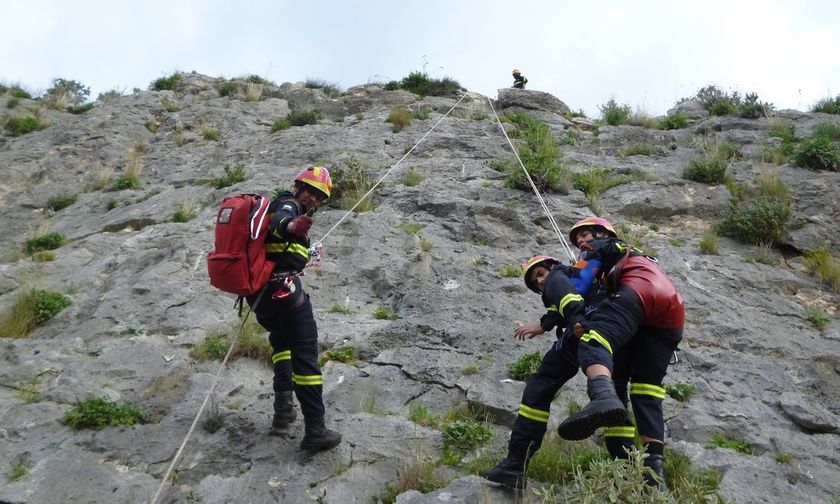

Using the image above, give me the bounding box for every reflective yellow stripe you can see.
[518,404,550,423]
[547,306,559,313]
[603,426,637,438]
[580,329,612,354]
[272,350,291,363]
[630,383,666,399]
[559,293,583,315]
[292,373,323,386]
[265,241,309,259]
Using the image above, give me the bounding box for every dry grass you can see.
[242,83,263,102]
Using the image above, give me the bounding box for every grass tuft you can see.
[665,381,696,402]
[507,350,542,381]
[373,306,397,320]
[209,163,247,189]
[386,107,412,132]
[709,434,752,454]
[803,246,840,292]
[63,396,146,430]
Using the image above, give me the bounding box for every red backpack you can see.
[207,194,276,296]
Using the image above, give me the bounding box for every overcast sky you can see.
[3,0,838,117]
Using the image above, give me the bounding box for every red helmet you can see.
[569,217,617,246]
[294,166,333,198]
[521,255,559,293]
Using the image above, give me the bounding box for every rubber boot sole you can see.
[557,406,627,441]
[482,468,526,490]
[300,433,342,452]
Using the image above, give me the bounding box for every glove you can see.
[285,215,312,237]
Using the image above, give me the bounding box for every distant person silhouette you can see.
[512,69,528,89]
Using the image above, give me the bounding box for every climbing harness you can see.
[486,98,576,264]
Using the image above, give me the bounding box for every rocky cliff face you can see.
[1,73,839,504]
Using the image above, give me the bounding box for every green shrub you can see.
[497,263,521,278]
[171,206,197,223]
[32,251,56,262]
[70,103,94,114]
[810,95,840,114]
[665,381,696,401]
[190,317,271,365]
[420,237,434,252]
[271,118,291,132]
[108,173,141,191]
[319,347,356,366]
[527,432,610,484]
[63,396,146,430]
[694,84,740,116]
[683,142,738,184]
[598,97,631,126]
[191,333,230,361]
[499,113,570,192]
[407,404,438,427]
[386,71,462,97]
[739,92,773,118]
[304,78,342,98]
[7,463,30,481]
[0,288,71,338]
[328,303,352,314]
[150,73,181,91]
[210,163,247,189]
[718,171,793,245]
[804,246,840,292]
[792,125,840,171]
[218,81,240,97]
[373,306,397,320]
[45,194,76,212]
[202,128,220,141]
[659,114,688,130]
[44,78,90,107]
[774,451,795,464]
[412,106,432,120]
[402,168,424,186]
[699,231,719,255]
[203,401,224,433]
[386,107,412,132]
[286,109,321,126]
[328,157,377,212]
[4,116,40,136]
[25,232,65,254]
[397,222,424,235]
[442,419,493,449]
[805,305,831,330]
[573,168,652,196]
[7,96,20,108]
[709,434,752,454]
[620,144,655,157]
[9,86,32,99]
[507,351,542,381]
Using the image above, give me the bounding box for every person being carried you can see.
[557,216,684,489]
[483,253,614,489]
[247,166,341,452]
[512,69,528,89]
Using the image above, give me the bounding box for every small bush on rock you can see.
[598,97,631,126]
[508,350,542,381]
[63,396,146,430]
[810,95,840,114]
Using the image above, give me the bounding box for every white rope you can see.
[315,92,468,245]
[486,98,577,264]
[150,313,252,504]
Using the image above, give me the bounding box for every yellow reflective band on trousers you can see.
[272,350,291,364]
[265,241,309,259]
[518,404,550,423]
[630,382,666,399]
[580,329,612,354]
[292,373,323,386]
[559,293,583,315]
[603,425,637,438]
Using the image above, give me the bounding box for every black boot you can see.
[300,416,342,452]
[557,376,627,440]
[643,454,668,491]
[482,439,534,489]
[272,391,297,429]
